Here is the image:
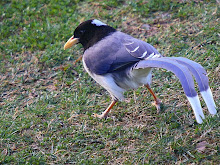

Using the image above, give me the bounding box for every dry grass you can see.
[0,0,219,164]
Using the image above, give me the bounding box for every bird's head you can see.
[64,19,116,50]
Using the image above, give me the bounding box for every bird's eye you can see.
[79,30,85,35]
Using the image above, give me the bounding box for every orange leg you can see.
[145,84,161,113]
[92,100,117,119]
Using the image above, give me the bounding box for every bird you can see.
[64,19,217,124]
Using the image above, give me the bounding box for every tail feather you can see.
[167,57,209,91]
[201,87,217,115]
[167,57,216,115]
[135,57,197,97]
[134,57,217,123]
[187,95,205,124]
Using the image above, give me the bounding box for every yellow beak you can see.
[64,36,79,50]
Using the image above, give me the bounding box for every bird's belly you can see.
[83,57,152,100]
[112,68,153,90]
[83,58,126,100]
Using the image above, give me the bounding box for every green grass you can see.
[0,0,219,164]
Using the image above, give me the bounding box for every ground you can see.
[0,0,219,164]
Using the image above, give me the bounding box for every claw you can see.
[152,99,161,114]
[92,113,107,119]
[92,100,117,119]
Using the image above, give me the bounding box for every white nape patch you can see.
[91,19,107,26]
[201,87,217,115]
[187,95,205,124]
[131,46,139,53]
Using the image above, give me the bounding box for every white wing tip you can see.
[187,95,205,124]
[201,87,217,115]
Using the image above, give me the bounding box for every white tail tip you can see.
[187,95,205,124]
[201,87,217,115]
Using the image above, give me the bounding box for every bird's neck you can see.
[82,26,116,50]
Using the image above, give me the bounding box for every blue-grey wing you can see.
[123,37,161,59]
[83,31,161,75]
[83,32,140,74]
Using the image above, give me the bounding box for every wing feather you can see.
[123,38,161,59]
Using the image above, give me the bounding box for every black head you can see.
[74,19,116,50]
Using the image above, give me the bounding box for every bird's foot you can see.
[92,100,116,119]
[152,99,161,114]
[92,113,107,119]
